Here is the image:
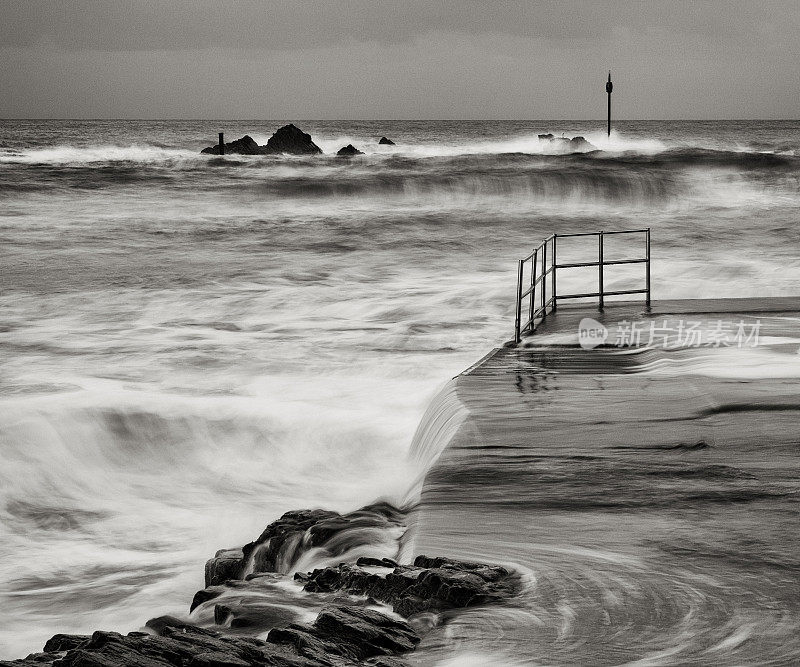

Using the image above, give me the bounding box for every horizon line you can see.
[2,117,800,123]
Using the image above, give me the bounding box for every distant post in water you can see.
[605,71,613,137]
[218,132,225,155]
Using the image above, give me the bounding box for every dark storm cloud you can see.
[1,0,799,118]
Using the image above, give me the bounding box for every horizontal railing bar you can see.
[600,288,649,296]
[601,258,649,266]
[554,258,648,269]
[555,291,601,299]
[555,288,649,300]
[553,261,598,269]
[553,229,649,239]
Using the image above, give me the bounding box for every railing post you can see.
[515,259,524,343]
[598,231,605,310]
[218,132,225,155]
[541,241,547,321]
[551,235,558,311]
[529,248,537,329]
[645,227,651,309]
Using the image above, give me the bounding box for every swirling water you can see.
[1,119,800,661]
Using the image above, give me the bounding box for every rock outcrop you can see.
[336,144,364,156]
[204,505,403,588]
[3,612,417,667]
[300,555,517,617]
[200,125,323,156]
[265,124,322,155]
[565,136,596,151]
[378,137,395,145]
[3,506,519,667]
[538,133,597,152]
[200,135,264,155]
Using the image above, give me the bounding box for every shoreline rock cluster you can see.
[201,123,597,158]
[2,507,519,667]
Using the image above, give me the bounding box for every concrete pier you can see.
[411,298,800,665]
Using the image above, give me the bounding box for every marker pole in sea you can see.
[606,71,613,137]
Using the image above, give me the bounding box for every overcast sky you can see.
[1,0,799,119]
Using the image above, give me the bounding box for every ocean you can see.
[1,119,800,661]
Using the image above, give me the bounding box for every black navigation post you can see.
[606,71,613,137]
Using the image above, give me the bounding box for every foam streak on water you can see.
[1,119,800,659]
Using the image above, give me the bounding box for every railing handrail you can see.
[514,228,651,343]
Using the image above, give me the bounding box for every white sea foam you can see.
[2,120,800,659]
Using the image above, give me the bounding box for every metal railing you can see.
[514,228,651,343]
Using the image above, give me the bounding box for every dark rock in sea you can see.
[302,554,518,617]
[190,585,225,611]
[265,124,323,155]
[378,137,395,145]
[239,508,338,578]
[145,615,198,635]
[200,135,264,156]
[538,133,597,152]
[42,635,90,653]
[205,548,244,587]
[206,504,403,587]
[568,136,595,151]
[267,606,419,662]
[41,626,305,667]
[356,557,398,568]
[10,504,516,667]
[336,144,364,156]
[215,600,298,630]
[0,652,64,666]
[19,607,414,666]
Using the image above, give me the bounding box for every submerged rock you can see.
[200,135,264,155]
[336,144,364,156]
[265,124,323,155]
[378,137,395,145]
[538,133,597,152]
[567,136,596,151]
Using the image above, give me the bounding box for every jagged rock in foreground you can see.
[3,506,518,666]
[2,606,418,666]
[200,134,264,155]
[538,133,597,152]
[336,144,364,156]
[265,124,323,155]
[378,137,395,145]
